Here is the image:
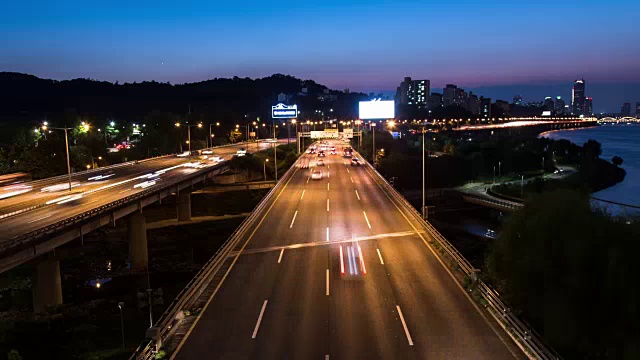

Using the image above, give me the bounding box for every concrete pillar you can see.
[128,212,148,272]
[177,191,192,222]
[32,256,63,314]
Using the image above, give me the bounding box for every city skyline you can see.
[2,0,639,113]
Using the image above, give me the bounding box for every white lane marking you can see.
[27,214,52,224]
[347,168,350,173]
[363,211,372,229]
[339,245,345,274]
[396,305,414,346]
[355,190,360,200]
[278,249,284,264]
[326,269,330,296]
[327,199,329,212]
[328,171,330,179]
[252,300,268,339]
[377,248,385,265]
[327,183,330,191]
[307,177,310,184]
[289,211,298,228]
[350,176,354,183]
[326,227,329,241]
[300,190,305,200]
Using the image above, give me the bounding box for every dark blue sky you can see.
[1,0,639,112]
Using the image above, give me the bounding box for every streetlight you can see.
[291,119,298,153]
[118,302,125,349]
[209,122,220,148]
[371,122,377,165]
[42,123,84,192]
[176,122,202,160]
[264,158,269,181]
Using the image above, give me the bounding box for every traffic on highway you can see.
[172,140,519,359]
[0,140,282,241]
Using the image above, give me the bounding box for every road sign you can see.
[343,128,353,138]
[272,104,298,119]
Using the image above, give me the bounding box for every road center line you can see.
[355,190,360,200]
[328,171,330,179]
[300,190,305,200]
[396,305,414,346]
[307,177,310,184]
[327,183,330,191]
[350,176,354,183]
[251,300,268,339]
[326,227,329,241]
[327,199,329,212]
[277,249,284,263]
[326,269,330,296]
[27,214,52,224]
[346,168,350,173]
[289,211,298,228]
[363,211,372,229]
[376,248,385,264]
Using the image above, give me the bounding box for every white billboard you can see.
[359,99,395,119]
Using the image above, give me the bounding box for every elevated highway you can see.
[132,140,559,359]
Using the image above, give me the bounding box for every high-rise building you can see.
[479,97,492,119]
[636,102,640,116]
[585,98,593,116]
[467,92,480,115]
[443,84,457,107]
[494,100,510,116]
[621,102,632,116]
[395,77,430,108]
[513,95,523,105]
[572,79,586,115]
[428,93,442,109]
[554,96,566,115]
[544,97,555,111]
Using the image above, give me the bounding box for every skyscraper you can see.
[621,102,631,116]
[395,77,430,108]
[555,96,566,115]
[636,102,640,116]
[479,97,491,119]
[585,98,593,116]
[572,79,586,115]
[544,97,555,111]
[443,84,457,107]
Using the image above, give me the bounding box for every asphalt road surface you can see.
[173,140,520,360]
[0,141,283,241]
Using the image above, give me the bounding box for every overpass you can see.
[132,140,559,359]
[0,140,285,310]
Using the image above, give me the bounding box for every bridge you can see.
[598,116,640,124]
[131,140,558,360]
[0,140,285,311]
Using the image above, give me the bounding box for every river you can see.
[541,123,640,216]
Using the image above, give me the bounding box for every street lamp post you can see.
[264,159,268,181]
[292,119,298,153]
[422,126,426,219]
[118,302,125,349]
[273,121,278,181]
[209,123,219,148]
[42,123,88,192]
[176,122,202,160]
[371,122,377,165]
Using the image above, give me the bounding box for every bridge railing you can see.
[461,192,523,210]
[359,155,560,360]
[130,152,301,360]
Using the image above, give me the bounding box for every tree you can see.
[612,156,623,166]
[487,190,640,358]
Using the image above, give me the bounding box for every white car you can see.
[236,149,247,156]
[316,159,324,166]
[311,170,323,180]
[211,156,223,163]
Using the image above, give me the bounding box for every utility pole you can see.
[422,127,426,219]
[372,123,376,165]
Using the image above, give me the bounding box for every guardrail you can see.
[360,157,560,360]
[0,160,230,255]
[130,152,301,360]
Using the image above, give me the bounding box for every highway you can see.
[172,140,520,359]
[0,141,282,242]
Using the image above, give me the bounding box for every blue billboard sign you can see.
[272,103,298,119]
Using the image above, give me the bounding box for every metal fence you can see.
[129,154,301,360]
[360,158,560,360]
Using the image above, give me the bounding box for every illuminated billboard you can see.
[359,99,395,119]
[272,103,298,119]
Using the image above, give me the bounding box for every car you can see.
[330,149,337,155]
[210,156,223,163]
[310,149,317,154]
[318,151,325,157]
[266,138,277,143]
[201,150,214,154]
[311,170,323,180]
[236,149,247,156]
[351,158,360,166]
[316,159,324,166]
[306,149,312,154]
[340,242,366,280]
